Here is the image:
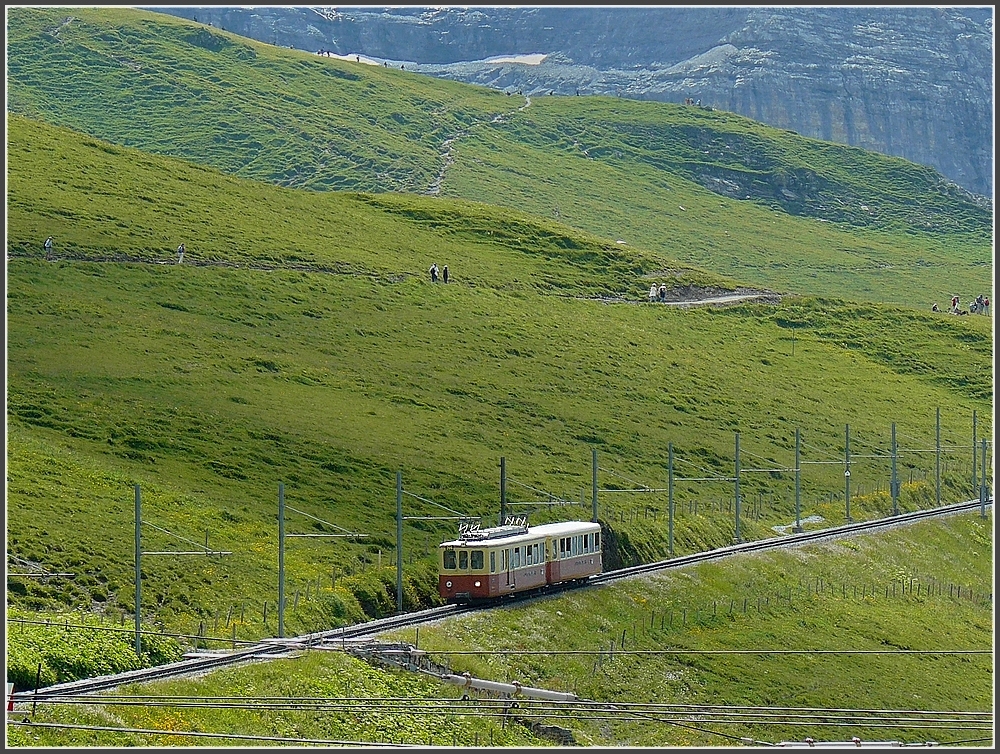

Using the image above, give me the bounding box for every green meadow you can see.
[7,514,992,747]
[6,6,991,305]
[6,115,992,639]
[4,5,994,748]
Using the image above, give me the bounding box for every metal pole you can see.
[278,482,285,638]
[134,484,142,657]
[396,470,403,613]
[844,424,851,522]
[935,407,941,506]
[667,443,674,555]
[734,432,741,543]
[794,428,802,532]
[972,410,977,498]
[591,448,599,523]
[980,439,989,519]
[500,457,507,527]
[891,423,899,516]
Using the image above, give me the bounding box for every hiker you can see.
[176,243,185,264]
[951,295,960,313]
[429,263,438,283]
[43,236,53,259]
[984,297,990,316]
[649,284,658,303]
[658,284,667,302]
[442,265,449,284]
[931,303,939,312]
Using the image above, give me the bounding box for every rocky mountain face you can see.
[157,6,994,198]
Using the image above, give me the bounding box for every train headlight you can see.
[474,581,481,588]
[445,581,453,589]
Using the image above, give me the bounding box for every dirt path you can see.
[11,251,780,307]
[427,94,531,195]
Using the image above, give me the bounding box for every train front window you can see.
[471,550,484,569]
[443,550,457,570]
[459,551,468,569]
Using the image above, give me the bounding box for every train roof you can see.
[439,520,600,548]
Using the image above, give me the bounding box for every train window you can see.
[583,533,590,552]
[560,538,566,558]
[490,551,496,573]
[459,551,468,569]
[513,548,521,568]
[471,550,484,570]
[443,550,457,570]
[595,531,600,549]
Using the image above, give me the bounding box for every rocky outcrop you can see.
[155,6,993,197]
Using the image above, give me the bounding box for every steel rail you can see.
[588,499,989,587]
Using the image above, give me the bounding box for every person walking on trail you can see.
[442,265,449,284]
[429,263,438,282]
[658,283,667,302]
[43,236,53,259]
[649,283,658,303]
[951,294,960,313]
[177,243,185,264]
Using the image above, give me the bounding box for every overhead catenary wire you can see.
[140,521,229,555]
[671,455,734,480]
[284,504,363,536]
[506,476,572,504]
[597,465,655,490]
[6,719,415,747]
[6,617,262,647]
[400,489,466,517]
[17,697,989,735]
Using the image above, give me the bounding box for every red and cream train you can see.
[438,519,603,603]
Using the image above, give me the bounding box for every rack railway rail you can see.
[10,499,990,706]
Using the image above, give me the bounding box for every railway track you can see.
[590,498,990,587]
[11,499,990,703]
[10,604,472,703]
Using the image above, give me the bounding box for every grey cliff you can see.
[156,6,994,198]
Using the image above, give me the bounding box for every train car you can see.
[438,519,602,603]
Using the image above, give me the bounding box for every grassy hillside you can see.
[5,6,992,306]
[8,512,992,747]
[395,511,993,747]
[441,104,992,305]
[6,117,993,642]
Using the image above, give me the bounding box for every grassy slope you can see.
[443,105,992,305]
[397,512,993,747]
[5,6,992,306]
[4,8,995,747]
[6,117,993,639]
[7,513,992,747]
